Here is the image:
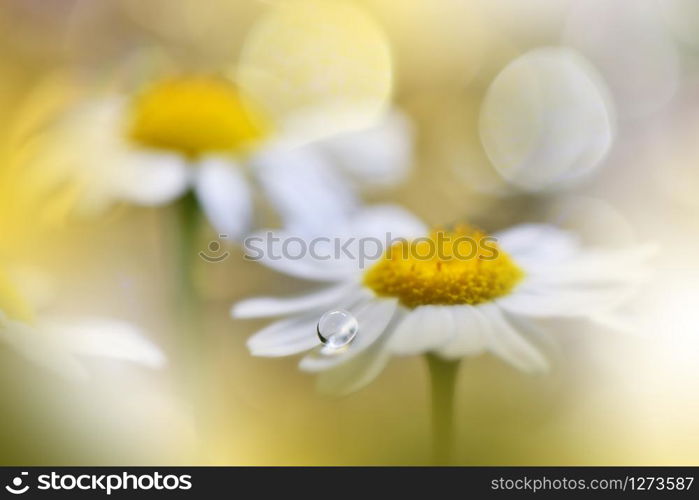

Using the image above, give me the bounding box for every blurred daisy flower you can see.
[16,84,410,237]
[15,0,409,237]
[0,265,164,380]
[232,208,653,394]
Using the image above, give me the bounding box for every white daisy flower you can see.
[0,266,165,380]
[232,207,653,395]
[17,76,412,237]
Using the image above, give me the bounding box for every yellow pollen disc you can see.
[128,76,269,156]
[363,225,524,308]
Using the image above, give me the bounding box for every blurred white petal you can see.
[246,312,322,357]
[19,97,190,215]
[589,312,639,337]
[497,283,637,319]
[252,143,359,236]
[544,195,637,248]
[245,204,427,280]
[434,305,487,360]
[111,150,191,206]
[481,304,549,373]
[317,110,414,188]
[494,223,580,265]
[388,305,455,356]
[521,245,656,287]
[193,157,252,239]
[232,283,360,319]
[243,230,359,282]
[315,342,391,396]
[38,316,166,369]
[339,204,427,243]
[0,315,88,380]
[18,98,125,215]
[1,314,164,379]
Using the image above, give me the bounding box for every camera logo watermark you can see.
[5,472,29,495]
[199,234,231,263]
[4,471,192,496]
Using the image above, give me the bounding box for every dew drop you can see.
[317,309,358,350]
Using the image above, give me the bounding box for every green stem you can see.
[425,354,460,465]
[176,192,199,313]
[173,192,203,408]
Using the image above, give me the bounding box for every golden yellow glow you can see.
[237,0,393,141]
[363,225,524,308]
[128,76,269,156]
[0,267,34,324]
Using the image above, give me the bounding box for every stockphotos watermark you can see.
[241,231,500,267]
[4,471,192,495]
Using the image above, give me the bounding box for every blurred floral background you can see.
[0,0,698,465]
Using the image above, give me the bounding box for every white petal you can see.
[300,298,398,372]
[252,143,359,236]
[502,313,561,361]
[243,204,426,280]
[244,202,425,281]
[193,157,253,239]
[317,110,414,188]
[246,292,371,357]
[315,343,391,395]
[521,244,656,287]
[496,231,653,319]
[112,150,191,206]
[494,223,579,265]
[246,313,321,357]
[243,230,359,282]
[589,312,640,337]
[17,98,119,215]
[341,204,427,243]
[232,283,363,319]
[316,203,427,272]
[0,316,88,380]
[387,305,456,356]
[0,314,165,379]
[480,304,549,372]
[38,316,166,369]
[19,97,191,215]
[434,305,487,359]
[497,282,638,318]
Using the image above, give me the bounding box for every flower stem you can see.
[173,192,203,406]
[425,353,460,465]
[176,192,200,316]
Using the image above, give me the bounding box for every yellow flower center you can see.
[0,267,34,324]
[127,76,269,156]
[363,226,524,308]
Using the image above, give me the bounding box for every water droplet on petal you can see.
[317,309,358,350]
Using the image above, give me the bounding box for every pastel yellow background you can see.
[0,0,697,465]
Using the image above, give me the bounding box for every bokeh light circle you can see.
[236,0,393,144]
[479,47,614,191]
